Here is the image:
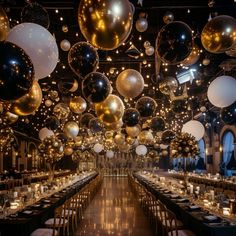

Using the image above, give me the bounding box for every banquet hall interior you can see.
[0,0,236,235]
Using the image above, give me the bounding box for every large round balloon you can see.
[157,21,193,64]
[95,94,125,124]
[21,2,50,29]
[82,72,111,103]
[122,108,140,127]
[207,76,236,108]
[64,121,79,139]
[69,96,87,114]
[136,145,148,156]
[182,120,205,141]
[201,15,236,53]
[11,80,42,116]
[116,69,144,98]
[150,117,165,132]
[78,0,133,50]
[53,103,70,120]
[68,42,99,78]
[0,41,34,101]
[161,130,175,145]
[126,125,141,138]
[171,99,188,114]
[89,118,104,133]
[45,116,60,131]
[0,6,10,41]
[58,77,78,94]
[39,127,54,140]
[135,96,157,117]
[220,102,236,125]
[159,77,178,95]
[80,113,95,128]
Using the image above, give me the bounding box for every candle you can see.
[190,184,193,194]
[210,190,215,201]
[13,191,18,198]
[223,207,230,216]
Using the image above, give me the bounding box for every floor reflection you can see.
[74,177,153,236]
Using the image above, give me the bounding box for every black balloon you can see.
[122,108,140,127]
[45,116,60,130]
[82,72,111,103]
[0,41,34,101]
[89,118,104,133]
[58,77,78,94]
[171,99,188,114]
[150,117,165,131]
[80,113,95,128]
[135,96,157,117]
[21,2,50,29]
[221,102,236,125]
[56,132,68,143]
[161,130,175,145]
[157,21,193,64]
[68,42,99,78]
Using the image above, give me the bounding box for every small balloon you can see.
[60,39,71,52]
[64,146,74,156]
[136,145,147,156]
[202,58,210,66]
[114,133,126,145]
[163,11,174,24]
[220,102,236,125]
[80,113,95,128]
[135,96,157,118]
[122,108,140,127]
[45,116,60,131]
[68,42,99,78]
[159,77,179,95]
[82,72,111,103]
[53,103,70,120]
[125,125,141,138]
[58,77,78,94]
[45,99,53,107]
[138,130,154,145]
[0,6,10,41]
[89,118,104,133]
[145,46,154,56]
[161,130,175,145]
[171,99,188,114]
[93,143,103,153]
[135,18,148,32]
[4,112,19,124]
[64,121,79,139]
[39,127,54,141]
[69,96,87,114]
[150,117,165,132]
[104,119,123,131]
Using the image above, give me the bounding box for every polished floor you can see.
[74,177,154,236]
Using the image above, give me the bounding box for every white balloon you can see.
[135,145,147,156]
[7,23,59,80]
[207,76,236,108]
[39,127,54,141]
[93,143,103,153]
[106,150,114,158]
[145,46,154,56]
[60,39,71,51]
[182,120,205,141]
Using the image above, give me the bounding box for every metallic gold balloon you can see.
[201,15,236,53]
[104,119,123,131]
[182,45,200,66]
[64,121,79,139]
[64,146,74,156]
[95,94,124,124]
[0,7,10,41]
[114,133,125,145]
[11,81,42,116]
[5,112,18,124]
[53,103,70,120]
[125,125,141,138]
[116,69,144,98]
[69,96,87,114]
[159,77,178,95]
[138,130,154,145]
[78,0,133,50]
[163,11,174,24]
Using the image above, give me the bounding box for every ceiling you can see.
[1,0,236,141]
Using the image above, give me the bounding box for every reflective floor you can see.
[74,177,153,236]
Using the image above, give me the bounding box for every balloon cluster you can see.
[0,127,14,151]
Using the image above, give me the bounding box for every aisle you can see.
[74,177,154,236]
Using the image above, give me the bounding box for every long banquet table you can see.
[0,171,98,236]
[134,172,236,236]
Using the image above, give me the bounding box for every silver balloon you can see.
[64,121,79,139]
[135,18,148,32]
[145,46,154,56]
[60,39,71,51]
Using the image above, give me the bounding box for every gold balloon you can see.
[138,130,154,145]
[95,94,124,124]
[182,45,200,66]
[159,77,178,95]
[69,96,87,114]
[116,69,144,98]
[78,0,133,50]
[64,146,74,156]
[64,121,79,139]
[125,125,141,138]
[11,81,42,116]
[0,7,10,41]
[201,15,236,53]
[114,133,125,145]
[5,112,18,124]
[126,136,135,145]
[104,119,123,131]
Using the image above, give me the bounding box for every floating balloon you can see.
[58,77,78,94]
[4,112,19,124]
[89,118,104,133]
[114,133,126,145]
[150,117,165,132]
[95,94,125,124]
[82,72,111,103]
[138,130,154,145]
[202,58,210,66]
[182,120,205,141]
[157,21,193,64]
[93,143,103,153]
[161,130,175,145]
[201,15,236,53]
[122,108,140,127]
[118,143,131,153]
[45,116,60,131]
[145,46,154,56]
[78,0,133,50]
[0,6,10,41]
[64,146,74,156]
[0,41,34,101]
[116,69,144,98]
[53,103,70,120]
[159,77,179,95]
[39,127,54,140]
[7,23,58,80]
[45,99,53,107]
[171,99,188,114]
[135,96,157,117]
[11,81,42,116]
[104,119,123,131]
[135,18,148,32]
[125,125,141,138]
[21,2,50,29]
[207,76,236,108]
[80,113,95,128]
[68,42,99,78]
[220,102,236,125]
[136,145,147,156]
[60,39,71,52]
[163,11,174,24]
[106,150,114,158]
[64,121,79,139]
[182,45,200,66]
[69,96,87,114]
